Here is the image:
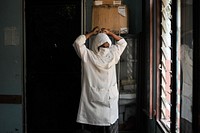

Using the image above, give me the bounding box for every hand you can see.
[101,28,121,41]
[92,26,100,35]
[101,28,111,35]
[85,26,100,39]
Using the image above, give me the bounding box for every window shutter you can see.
[160,0,172,129]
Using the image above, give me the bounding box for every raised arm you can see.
[101,28,122,41]
[85,26,100,39]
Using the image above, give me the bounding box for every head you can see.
[98,42,110,51]
[91,33,112,54]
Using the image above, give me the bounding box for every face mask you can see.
[99,47,110,56]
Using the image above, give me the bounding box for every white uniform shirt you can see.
[73,33,127,126]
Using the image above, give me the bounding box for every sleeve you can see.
[114,38,127,55]
[73,35,88,59]
[111,38,127,64]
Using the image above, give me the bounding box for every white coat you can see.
[73,33,127,126]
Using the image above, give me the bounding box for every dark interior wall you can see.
[0,0,23,132]
[123,0,142,34]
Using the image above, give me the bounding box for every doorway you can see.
[25,0,81,132]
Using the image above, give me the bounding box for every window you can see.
[180,0,193,132]
[156,0,181,132]
[159,0,172,130]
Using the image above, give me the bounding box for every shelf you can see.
[119,93,136,99]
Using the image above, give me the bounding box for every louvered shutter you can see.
[160,0,172,129]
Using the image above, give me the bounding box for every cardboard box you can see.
[92,5,128,34]
[94,0,122,5]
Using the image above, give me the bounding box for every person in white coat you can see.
[73,27,127,133]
